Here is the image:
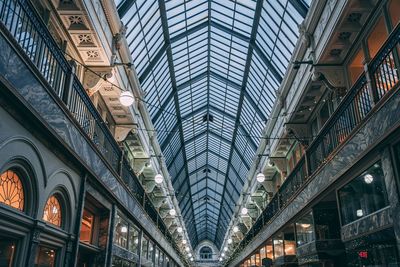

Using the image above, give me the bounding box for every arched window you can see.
[0,170,24,211]
[43,195,62,227]
[200,246,213,260]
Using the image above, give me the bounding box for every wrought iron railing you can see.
[231,22,400,263]
[0,0,179,254]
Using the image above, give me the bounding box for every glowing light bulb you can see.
[364,174,374,184]
[182,239,187,244]
[256,173,265,183]
[233,226,239,233]
[177,227,183,233]
[154,173,163,184]
[121,226,128,233]
[241,207,248,215]
[224,246,228,252]
[185,247,190,252]
[119,91,135,106]
[227,238,232,244]
[169,209,176,216]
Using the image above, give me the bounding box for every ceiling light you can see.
[188,253,192,257]
[224,247,228,252]
[364,174,374,184]
[227,238,232,244]
[177,227,183,233]
[190,257,194,261]
[219,257,223,261]
[233,226,239,233]
[119,91,135,106]
[185,247,190,252]
[182,239,187,244]
[221,253,225,257]
[169,209,176,216]
[154,173,163,184]
[356,209,363,217]
[120,226,128,233]
[256,172,265,183]
[241,207,248,215]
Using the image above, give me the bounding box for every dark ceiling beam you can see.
[150,92,175,123]
[213,0,264,248]
[289,0,308,18]
[157,0,198,245]
[117,0,135,18]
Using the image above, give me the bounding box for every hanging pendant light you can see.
[177,227,183,233]
[227,238,233,244]
[182,239,187,244]
[241,207,248,215]
[154,173,163,184]
[169,208,176,216]
[119,91,135,106]
[233,226,239,233]
[256,172,265,183]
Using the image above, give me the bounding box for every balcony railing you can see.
[230,23,400,261]
[0,0,180,255]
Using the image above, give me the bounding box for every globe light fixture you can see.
[182,239,187,244]
[177,227,183,233]
[256,172,265,183]
[221,253,225,257]
[188,253,192,257]
[224,247,228,252]
[219,257,223,261]
[185,247,190,252]
[364,174,374,184]
[227,238,233,244]
[169,209,176,216]
[119,91,135,106]
[233,226,239,233]
[121,226,128,233]
[190,257,194,261]
[154,173,163,184]
[241,207,248,215]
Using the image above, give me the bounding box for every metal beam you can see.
[157,0,198,245]
[117,0,135,18]
[289,0,308,18]
[213,0,264,247]
[138,43,169,84]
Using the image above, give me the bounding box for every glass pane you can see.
[43,195,62,227]
[0,240,16,266]
[80,209,94,243]
[367,17,388,59]
[35,246,56,267]
[114,214,128,248]
[129,225,139,254]
[338,161,389,225]
[295,212,315,246]
[389,0,400,28]
[142,237,149,260]
[348,48,365,85]
[0,170,24,211]
[273,234,284,259]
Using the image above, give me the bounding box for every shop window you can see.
[260,246,266,260]
[273,234,284,259]
[141,237,149,260]
[314,204,341,240]
[265,240,274,260]
[148,240,154,262]
[295,212,315,246]
[80,209,94,243]
[0,170,24,211]
[388,0,400,29]
[345,228,399,266]
[112,256,136,267]
[128,225,139,254]
[114,214,128,248]
[43,195,62,227]
[367,17,388,59]
[35,246,56,267]
[348,48,365,85]
[0,240,16,266]
[338,161,389,225]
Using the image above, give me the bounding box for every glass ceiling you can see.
[116,0,310,248]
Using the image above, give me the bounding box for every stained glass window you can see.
[43,195,62,227]
[0,170,24,211]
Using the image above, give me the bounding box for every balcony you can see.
[229,22,400,263]
[0,0,182,260]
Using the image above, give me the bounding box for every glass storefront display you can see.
[295,212,315,246]
[35,246,56,267]
[338,161,389,225]
[115,214,129,248]
[0,240,16,266]
[80,209,94,243]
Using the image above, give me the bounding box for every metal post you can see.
[62,60,76,107]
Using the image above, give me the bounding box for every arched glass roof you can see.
[115,0,310,248]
